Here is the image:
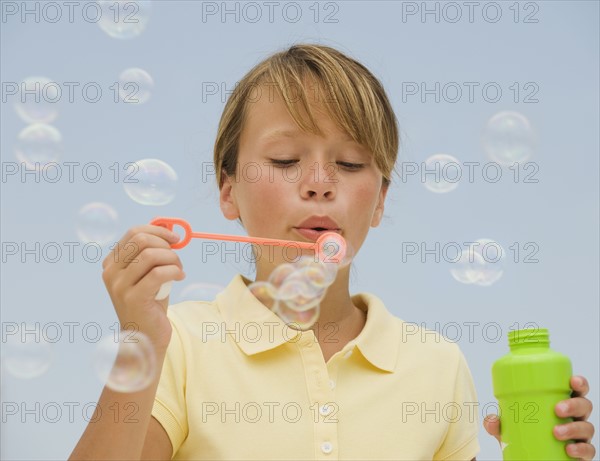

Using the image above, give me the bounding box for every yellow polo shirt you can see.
[152,274,480,460]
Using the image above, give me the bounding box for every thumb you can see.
[483,414,502,444]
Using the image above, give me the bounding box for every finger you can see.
[103,225,179,271]
[565,441,596,461]
[105,231,180,277]
[556,397,594,421]
[554,421,595,442]
[570,375,590,398]
[483,415,501,443]
[134,263,186,304]
[118,247,184,289]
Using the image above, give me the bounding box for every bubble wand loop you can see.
[149,217,347,300]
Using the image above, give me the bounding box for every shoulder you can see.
[355,291,466,373]
[394,317,465,366]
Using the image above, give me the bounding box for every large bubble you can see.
[14,123,63,169]
[482,111,536,165]
[14,76,60,124]
[123,159,178,206]
[76,202,119,246]
[93,330,157,393]
[97,1,152,39]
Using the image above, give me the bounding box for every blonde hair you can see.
[213,43,399,190]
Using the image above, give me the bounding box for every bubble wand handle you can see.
[149,217,347,300]
[151,216,327,251]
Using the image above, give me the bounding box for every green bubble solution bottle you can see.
[492,328,574,460]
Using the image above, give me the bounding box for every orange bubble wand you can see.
[149,217,347,300]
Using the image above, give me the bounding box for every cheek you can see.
[353,182,380,211]
[238,178,287,224]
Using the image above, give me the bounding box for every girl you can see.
[70,44,596,460]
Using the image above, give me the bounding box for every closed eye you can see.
[337,162,364,170]
[269,159,365,170]
[270,159,297,167]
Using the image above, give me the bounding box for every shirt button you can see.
[321,441,333,454]
[329,379,336,389]
[319,404,332,416]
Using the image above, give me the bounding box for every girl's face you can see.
[220,83,388,271]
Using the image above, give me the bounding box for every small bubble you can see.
[276,301,320,331]
[295,256,337,287]
[14,76,60,124]
[268,263,297,289]
[14,123,63,169]
[247,281,278,310]
[97,1,152,39]
[482,111,536,166]
[118,68,154,104]
[423,154,460,194]
[472,238,505,286]
[123,158,178,206]
[76,202,119,246]
[450,239,505,286]
[93,330,156,393]
[277,275,323,308]
[1,324,53,379]
[318,233,354,268]
[451,249,486,284]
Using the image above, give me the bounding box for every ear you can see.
[370,182,389,228]
[219,173,240,221]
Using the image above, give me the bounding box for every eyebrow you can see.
[259,129,354,144]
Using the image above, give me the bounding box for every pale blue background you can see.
[1,1,598,459]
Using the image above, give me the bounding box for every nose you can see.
[300,161,337,200]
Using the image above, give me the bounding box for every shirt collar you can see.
[216,274,401,373]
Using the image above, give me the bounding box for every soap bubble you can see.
[450,239,505,286]
[482,111,536,165]
[277,275,323,310]
[260,253,341,330]
[118,68,154,104]
[277,301,320,331]
[14,123,63,169]
[93,330,156,393]
[471,238,505,286]
[1,324,53,379]
[294,257,337,289]
[76,202,119,246]
[268,263,297,289]
[450,249,486,284]
[295,256,338,287]
[247,281,278,310]
[97,1,152,39]
[318,233,355,268]
[14,76,60,124]
[177,282,225,302]
[423,154,460,193]
[123,159,178,206]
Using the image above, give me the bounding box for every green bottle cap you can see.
[508,328,549,350]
